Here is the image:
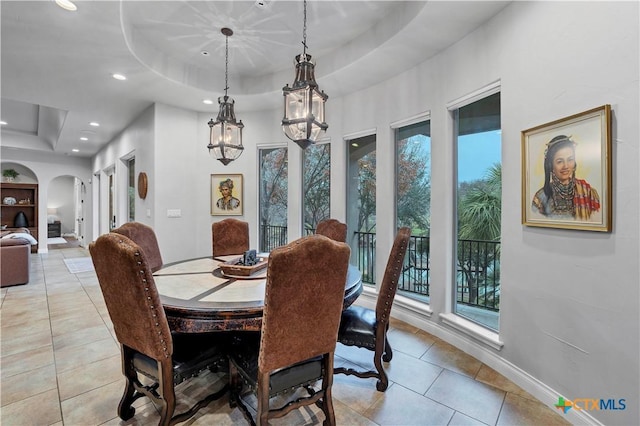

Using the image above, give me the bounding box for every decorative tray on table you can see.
[219,250,268,277]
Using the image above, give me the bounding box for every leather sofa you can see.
[1,232,31,288]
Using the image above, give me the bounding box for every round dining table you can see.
[153,255,363,333]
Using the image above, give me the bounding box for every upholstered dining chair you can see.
[112,222,164,272]
[334,226,411,391]
[212,218,250,257]
[315,218,347,243]
[89,233,228,425]
[228,234,351,426]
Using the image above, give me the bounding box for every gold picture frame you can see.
[521,105,612,232]
[211,174,243,216]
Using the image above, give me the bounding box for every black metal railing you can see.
[261,226,500,311]
[260,224,287,252]
[456,238,500,311]
[353,231,500,311]
[401,235,430,295]
[353,231,376,285]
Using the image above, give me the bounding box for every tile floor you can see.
[1,247,571,425]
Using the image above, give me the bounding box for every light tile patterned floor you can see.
[1,247,571,425]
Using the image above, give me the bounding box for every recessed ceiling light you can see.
[0,121,7,126]
[72,149,79,152]
[55,0,77,11]
[201,51,209,56]
[80,137,88,141]
[203,99,214,105]
[89,122,100,127]
[112,73,127,81]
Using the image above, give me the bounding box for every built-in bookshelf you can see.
[1,182,39,252]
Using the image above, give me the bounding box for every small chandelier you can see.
[281,0,328,149]
[207,27,244,165]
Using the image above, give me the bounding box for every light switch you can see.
[146,209,151,218]
[167,209,181,218]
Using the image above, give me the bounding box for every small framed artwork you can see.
[211,174,243,216]
[522,104,612,232]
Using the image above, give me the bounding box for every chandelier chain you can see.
[224,34,229,96]
[302,0,307,55]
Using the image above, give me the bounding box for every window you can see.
[395,120,431,302]
[346,134,376,285]
[303,142,330,234]
[258,147,288,252]
[453,91,501,331]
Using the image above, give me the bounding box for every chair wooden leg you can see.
[117,375,137,421]
[382,336,393,362]
[322,388,336,426]
[373,346,389,392]
[321,355,336,426]
[257,373,270,426]
[118,347,138,420]
[159,363,176,426]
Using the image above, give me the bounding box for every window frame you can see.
[439,81,504,348]
[392,113,432,304]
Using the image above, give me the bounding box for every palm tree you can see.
[457,164,501,307]
[458,164,501,241]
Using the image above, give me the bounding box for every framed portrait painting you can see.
[521,104,612,232]
[211,174,243,216]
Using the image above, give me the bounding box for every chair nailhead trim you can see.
[133,247,170,359]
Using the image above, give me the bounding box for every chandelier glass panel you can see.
[282,0,328,149]
[208,28,244,165]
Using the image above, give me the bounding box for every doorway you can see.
[47,175,85,250]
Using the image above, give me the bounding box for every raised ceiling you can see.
[1,1,509,158]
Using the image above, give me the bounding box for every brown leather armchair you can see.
[228,234,351,425]
[112,222,164,272]
[316,218,347,243]
[335,227,411,391]
[212,218,250,257]
[89,233,228,425]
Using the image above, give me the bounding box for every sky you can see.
[457,130,502,183]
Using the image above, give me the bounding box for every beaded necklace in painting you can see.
[550,173,575,215]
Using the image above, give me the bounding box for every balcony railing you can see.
[354,230,376,285]
[353,231,500,311]
[456,238,500,311]
[260,224,287,252]
[402,234,430,295]
[261,226,500,311]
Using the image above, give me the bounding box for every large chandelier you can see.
[207,28,244,165]
[281,0,328,149]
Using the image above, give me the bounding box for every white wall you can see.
[89,2,639,424]
[153,103,201,263]
[92,104,155,239]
